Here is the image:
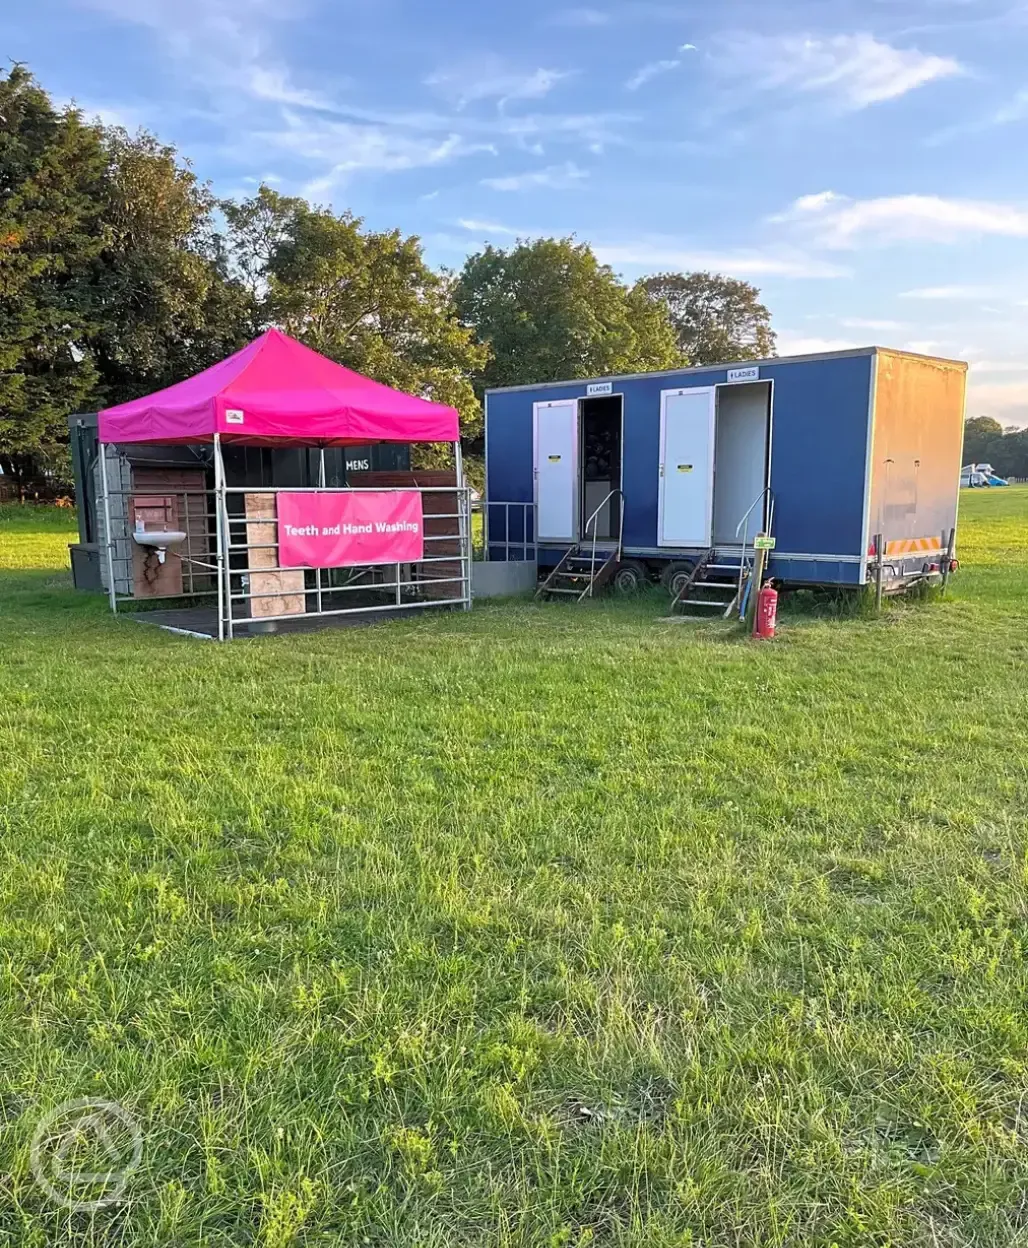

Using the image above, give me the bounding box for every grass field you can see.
[1,492,1027,1246]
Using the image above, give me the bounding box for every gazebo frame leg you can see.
[213,433,230,642]
[98,443,118,615]
[455,440,471,611]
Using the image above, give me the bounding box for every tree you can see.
[962,416,1003,466]
[638,271,776,365]
[86,129,254,407]
[0,68,253,491]
[0,66,108,491]
[981,428,1028,480]
[452,237,683,394]
[223,187,486,450]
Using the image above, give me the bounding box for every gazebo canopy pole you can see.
[213,433,226,642]
[317,448,326,615]
[98,443,118,615]
[455,440,471,611]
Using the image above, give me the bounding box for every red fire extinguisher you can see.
[754,580,778,640]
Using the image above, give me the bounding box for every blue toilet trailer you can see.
[483,347,967,602]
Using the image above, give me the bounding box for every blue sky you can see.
[9,0,1028,422]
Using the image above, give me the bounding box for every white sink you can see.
[133,529,187,564]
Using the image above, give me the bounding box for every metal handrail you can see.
[482,500,537,562]
[735,486,774,543]
[734,486,776,618]
[585,488,625,596]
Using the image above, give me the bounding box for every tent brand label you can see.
[225,409,245,424]
[726,367,760,384]
[278,491,424,568]
[586,382,613,396]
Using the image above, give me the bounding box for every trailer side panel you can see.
[868,351,967,565]
[485,352,877,582]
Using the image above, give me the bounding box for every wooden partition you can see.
[347,470,463,599]
[243,493,306,618]
[130,467,209,598]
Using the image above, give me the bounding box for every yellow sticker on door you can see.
[548,455,562,462]
[677,464,693,473]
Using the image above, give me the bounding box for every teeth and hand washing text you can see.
[277,491,425,568]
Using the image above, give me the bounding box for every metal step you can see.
[536,531,621,604]
[681,597,730,608]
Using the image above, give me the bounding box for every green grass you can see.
[0,503,77,576]
[1,490,1027,1246]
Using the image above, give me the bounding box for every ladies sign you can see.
[277,491,424,568]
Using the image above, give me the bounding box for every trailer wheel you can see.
[612,560,647,594]
[661,561,697,598]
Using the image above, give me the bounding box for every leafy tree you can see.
[0,65,108,492]
[0,67,253,491]
[961,416,1004,466]
[638,271,776,365]
[983,429,1028,480]
[453,237,683,394]
[86,130,255,406]
[959,418,1028,479]
[223,187,486,450]
[220,186,294,325]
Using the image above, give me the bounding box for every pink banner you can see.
[277,491,425,569]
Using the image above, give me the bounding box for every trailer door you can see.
[534,399,579,543]
[659,387,716,547]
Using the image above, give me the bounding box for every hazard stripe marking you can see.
[884,537,942,557]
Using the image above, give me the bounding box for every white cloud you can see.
[625,59,681,91]
[776,332,865,355]
[900,284,1001,299]
[451,223,848,278]
[992,89,1028,126]
[289,100,632,155]
[62,99,143,131]
[546,6,610,26]
[245,66,338,111]
[591,241,849,279]
[791,191,842,215]
[482,162,588,191]
[967,378,1028,424]
[777,191,1028,248]
[84,0,628,185]
[969,360,1028,374]
[500,110,633,152]
[456,218,526,237]
[778,329,958,359]
[262,113,492,195]
[81,0,330,113]
[928,88,1028,145]
[715,32,962,110]
[425,60,573,110]
[839,317,907,330]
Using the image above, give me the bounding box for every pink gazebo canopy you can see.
[98,328,461,446]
